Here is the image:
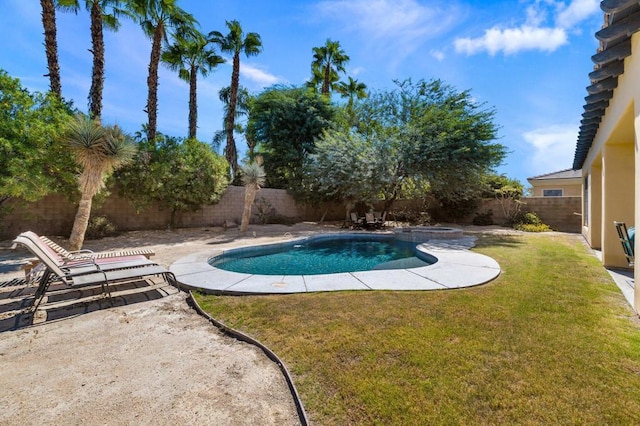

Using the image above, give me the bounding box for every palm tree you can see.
[311,39,350,97]
[162,29,224,139]
[209,20,262,179]
[40,0,62,97]
[239,157,266,235]
[336,76,367,115]
[65,115,136,250]
[57,0,130,120]
[217,84,253,160]
[127,0,196,142]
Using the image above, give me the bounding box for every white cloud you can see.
[455,26,567,56]
[523,124,578,175]
[454,0,599,56]
[312,0,459,63]
[430,49,445,61]
[240,63,282,88]
[556,0,600,29]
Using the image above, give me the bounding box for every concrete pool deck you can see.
[170,234,501,294]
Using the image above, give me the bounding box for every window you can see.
[583,176,589,227]
[542,189,563,197]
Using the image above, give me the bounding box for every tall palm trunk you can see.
[322,63,331,96]
[40,0,62,98]
[226,52,240,178]
[89,1,105,120]
[188,63,197,139]
[146,22,164,143]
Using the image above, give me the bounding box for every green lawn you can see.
[194,233,640,425]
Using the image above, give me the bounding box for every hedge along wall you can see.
[0,188,581,240]
[0,186,346,239]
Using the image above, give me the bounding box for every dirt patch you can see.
[0,292,300,425]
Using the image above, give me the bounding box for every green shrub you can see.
[516,212,543,225]
[513,223,552,232]
[472,210,494,226]
[512,211,552,232]
[85,216,118,239]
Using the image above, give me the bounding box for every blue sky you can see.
[0,0,603,186]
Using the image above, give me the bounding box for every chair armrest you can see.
[68,249,96,254]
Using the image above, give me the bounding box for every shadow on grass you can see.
[472,233,526,249]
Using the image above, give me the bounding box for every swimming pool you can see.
[210,234,436,275]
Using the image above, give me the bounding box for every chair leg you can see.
[31,270,54,312]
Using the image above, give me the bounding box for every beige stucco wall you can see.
[581,32,640,312]
[529,179,582,197]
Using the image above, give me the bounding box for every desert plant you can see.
[473,210,494,226]
[85,215,118,239]
[65,114,136,250]
[239,158,266,234]
[253,196,275,224]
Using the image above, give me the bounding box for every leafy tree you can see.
[239,157,266,234]
[127,0,197,142]
[0,70,77,211]
[116,136,229,229]
[64,114,136,250]
[162,28,224,139]
[310,39,350,97]
[209,20,262,179]
[301,78,505,217]
[247,86,336,191]
[58,0,130,120]
[305,129,389,220]
[40,0,62,97]
[481,174,524,222]
[355,79,505,193]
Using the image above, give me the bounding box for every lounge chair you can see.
[364,212,376,229]
[349,212,364,229]
[373,211,387,228]
[35,232,155,261]
[11,232,177,310]
[614,221,634,267]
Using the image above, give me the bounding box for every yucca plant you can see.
[239,157,266,235]
[65,114,136,250]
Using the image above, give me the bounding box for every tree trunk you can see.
[40,0,62,98]
[146,23,164,143]
[68,191,93,251]
[188,64,197,139]
[240,183,258,235]
[226,52,240,178]
[322,63,331,96]
[89,1,104,121]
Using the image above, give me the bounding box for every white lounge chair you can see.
[11,232,176,310]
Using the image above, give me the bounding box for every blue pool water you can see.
[210,235,435,275]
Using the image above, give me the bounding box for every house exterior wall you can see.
[529,180,582,197]
[581,32,640,312]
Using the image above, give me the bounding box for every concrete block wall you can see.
[0,186,344,239]
[0,189,583,240]
[520,196,582,233]
[468,197,582,233]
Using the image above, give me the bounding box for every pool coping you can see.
[170,232,501,294]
